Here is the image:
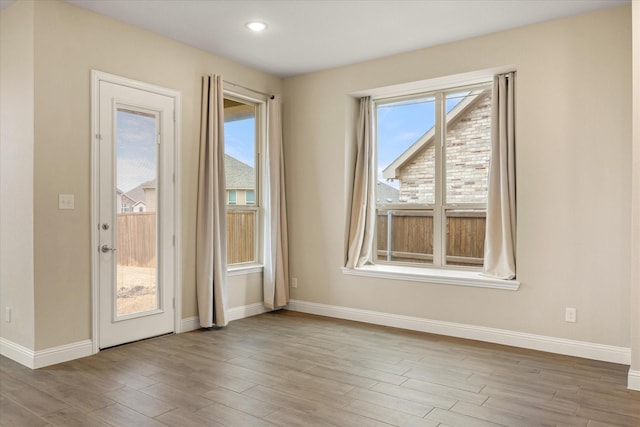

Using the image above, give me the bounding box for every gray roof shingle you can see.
[225,154,255,190]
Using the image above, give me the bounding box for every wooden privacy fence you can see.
[117,212,156,267]
[446,211,486,266]
[377,210,486,266]
[227,210,256,264]
[117,210,256,267]
[377,211,434,263]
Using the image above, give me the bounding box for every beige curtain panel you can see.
[346,97,375,268]
[196,74,229,327]
[483,72,517,280]
[263,95,290,309]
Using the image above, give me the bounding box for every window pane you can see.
[224,98,257,265]
[377,97,436,205]
[115,108,158,316]
[445,210,486,266]
[445,89,492,204]
[224,98,256,206]
[246,190,255,205]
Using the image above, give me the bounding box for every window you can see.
[122,203,130,212]
[375,83,491,269]
[246,190,255,205]
[224,95,262,266]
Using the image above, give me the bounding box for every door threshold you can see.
[99,331,174,351]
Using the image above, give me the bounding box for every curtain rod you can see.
[224,80,274,99]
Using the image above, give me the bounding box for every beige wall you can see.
[283,6,632,347]
[631,0,640,372]
[0,0,36,350]
[28,0,279,350]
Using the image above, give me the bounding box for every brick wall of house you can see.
[398,92,492,204]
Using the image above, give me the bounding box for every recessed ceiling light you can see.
[246,21,267,32]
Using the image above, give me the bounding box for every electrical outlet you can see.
[565,307,576,323]
[291,277,298,288]
[5,307,11,323]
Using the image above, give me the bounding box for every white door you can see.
[97,79,176,349]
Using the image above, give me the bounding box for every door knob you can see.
[101,245,117,253]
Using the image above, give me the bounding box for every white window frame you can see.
[342,68,519,291]
[374,83,491,271]
[223,91,266,273]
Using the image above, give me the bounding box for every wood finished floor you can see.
[1,311,639,427]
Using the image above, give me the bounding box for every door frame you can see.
[90,70,182,354]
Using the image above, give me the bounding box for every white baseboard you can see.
[33,340,93,368]
[1,337,93,369]
[0,337,35,368]
[228,302,273,322]
[629,370,640,391]
[287,300,631,365]
[180,316,201,332]
[180,303,273,333]
[1,302,274,369]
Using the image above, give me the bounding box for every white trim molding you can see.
[180,303,274,332]
[2,302,274,369]
[228,265,264,277]
[629,370,640,391]
[1,338,93,369]
[180,316,201,333]
[0,338,34,368]
[287,300,630,365]
[341,265,520,291]
[228,302,273,322]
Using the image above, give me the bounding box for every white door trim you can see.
[90,70,182,354]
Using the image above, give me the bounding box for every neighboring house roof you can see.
[120,194,137,206]
[377,181,400,204]
[124,179,156,204]
[382,89,490,180]
[225,154,255,190]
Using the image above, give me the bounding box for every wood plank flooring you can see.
[1,310,639,426]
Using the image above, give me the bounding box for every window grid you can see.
[374,82,491,270]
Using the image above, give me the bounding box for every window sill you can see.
[228,265,264,276]
[341,264,520,291]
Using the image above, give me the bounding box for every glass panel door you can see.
[97,76,175,349]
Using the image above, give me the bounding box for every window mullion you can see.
[433,92,445,266]
[387,211,392,261]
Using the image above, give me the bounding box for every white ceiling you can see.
[4,0,630,77]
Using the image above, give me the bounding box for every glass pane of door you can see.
[115,108,158,317]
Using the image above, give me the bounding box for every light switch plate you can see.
[59,194,75,210]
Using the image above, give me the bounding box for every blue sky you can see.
[116,95,465,194]
[117,110,256,196]
[116,110,157,193]
[377,98,435,182]
[224,117,255,167]
[377,95,465,186]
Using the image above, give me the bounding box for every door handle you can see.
[101,245,117,253]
